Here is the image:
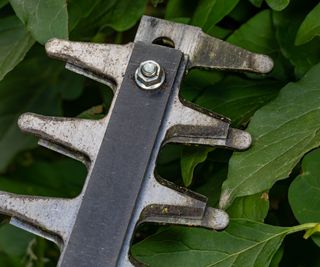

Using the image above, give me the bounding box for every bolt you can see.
[135,60,165,90]
[141,61,158,77]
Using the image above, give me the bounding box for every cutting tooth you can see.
[140,206,229,231]
[138,175,229,230]
[136,16,273,74]
[190,32,274,73]
[45,39,133,90]
[38,139,89,166]
[18,113,107,161]
[226,127,252,151]
[165,98,251,150]
[0,191,80,246]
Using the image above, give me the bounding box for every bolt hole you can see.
[152,37,175,48]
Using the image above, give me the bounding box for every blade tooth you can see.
[142,175,207,209]
[0,191,80,244]
[135,16,273,74]
[226,127,252,151]
[189,32,274,73]
[165,98,251,150]
[45,39,133,90]
[139,175,229,230]
[38,139,89,166]
[18,113,107,161]
[141,206,229,230]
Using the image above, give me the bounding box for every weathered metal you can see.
[0,16,273,266]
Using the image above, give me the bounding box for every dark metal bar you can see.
[59,42,183,267]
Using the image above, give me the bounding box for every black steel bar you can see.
[59,42,183,267]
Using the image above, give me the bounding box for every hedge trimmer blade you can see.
[0,16,273,266]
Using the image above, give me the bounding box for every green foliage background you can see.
[0,0,320,266]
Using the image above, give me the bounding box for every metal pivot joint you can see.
[0,16,273,266]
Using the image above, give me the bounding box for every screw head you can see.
[135,60,165,90]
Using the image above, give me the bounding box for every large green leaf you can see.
[180,76,281,189]
[67,0,101,30]
[69,0,117,38]
[180,75,282,190]
[219,63,320,209]
[273,0,320,78]
[0,0,7,8]
[266,0,290,11]
[0,158,86,197]
[99,0,147,32]
[0,224,33,257]
[9,0,68,44]
[0,46,85,171]
[165,0,197,21]
[191,0,240,32]
[227,10,275,54]
[295,3,320,45]
[228,0,256,24]
[0,16,34,81]
[227,10,288,80]
[289,149,320,246]
[132,219,317,267]
[195,76,282,127]
[182,70,224,102]
[227,193,269,221]
[195,162,228,207]
[70,0,145,38]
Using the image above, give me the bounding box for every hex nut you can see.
[135,60,165,90]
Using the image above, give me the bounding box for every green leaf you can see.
[165,0,197,21]
[227,10,288,80]
[228,0,256,23]
[266,0,290,11]
[248,0,263,8]
[207,26,232,39]
[219,62,320,209]
[180,146,212,187]
[191,0,240,32]
[195,76,282,127]
[289,149,320,246]
[269,245,284,267]
[68,0,117,39]
[132,219,317,267]
[9,0,68,44]
[1,158,86,197]
[273,1,320,78]
[67,0,101,30]
[0,224,33,256]
[195,163,228,207]
[100,0,147,32]
[57,71,84,100]
[227,10,275,54]
[0,46,66,171]
[0,16,34,81]
[227,193,269,221]
[72,0,145,36]
[0,0,8,8]
[295,3,320,45]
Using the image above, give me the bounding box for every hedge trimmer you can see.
[0,16,272,266]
